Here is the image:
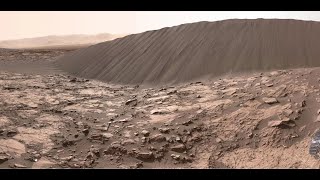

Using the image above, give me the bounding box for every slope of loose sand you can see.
[55,19,320,85]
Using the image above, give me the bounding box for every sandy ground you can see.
[1,49,320,169]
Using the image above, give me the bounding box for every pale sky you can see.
[1,11,320,41]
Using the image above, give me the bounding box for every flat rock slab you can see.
[0,139,26,157]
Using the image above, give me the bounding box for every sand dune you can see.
[0,33,127,49]
[55,19,320,85]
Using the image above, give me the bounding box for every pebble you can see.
[141,130,150,137]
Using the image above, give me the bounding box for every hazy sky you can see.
[1,11,320,41]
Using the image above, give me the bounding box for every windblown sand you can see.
[56,19,320,85]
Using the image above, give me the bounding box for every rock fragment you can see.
[170,144,186,153]
[262,97,278,104]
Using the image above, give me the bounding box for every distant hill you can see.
[0,33,128,49]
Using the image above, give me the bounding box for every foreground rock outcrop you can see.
[1,63,320,168]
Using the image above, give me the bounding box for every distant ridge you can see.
[0,33,128,49]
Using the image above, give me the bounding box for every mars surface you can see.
[1,19,320,169]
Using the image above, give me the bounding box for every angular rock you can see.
[102,133,113,139]
[141,130,150,137]
[170,144,186,153]
[7,129,17,137]
[315,115,320,122]
[265,83,274,87]
[125,99,137,106]
[14,163,27,168]
[284,109,293,116]
[136,151,154,160]
[141,137,147,143]
[262,97,278,104]
[82,128,90,135]
[215,138,222,143]
[270,71,280,76]
[159,128,170,134]
[0,155,8,163]
[121,139,135,145]
[171,154,181,160]
[268,120,283,127]
[268,119,292,127]
[167,90,177,95]
[150,134,166,142]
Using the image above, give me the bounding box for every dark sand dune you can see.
[55,19,320,85]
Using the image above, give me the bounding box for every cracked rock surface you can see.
[1,49,320,168]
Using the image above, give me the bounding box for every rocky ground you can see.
[1,49,320,169]
[0,48,71,62]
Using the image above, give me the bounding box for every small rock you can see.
[299,100,306,108]
[60,155,73,161]
[281,117,291,122]
[69,78,77,82]
[215,138,222,143]
[170,144,186,153]
[262,97,278,104]
[299,125,306,132]
[0,155,8,163]
[102,133,113,139]
[118,118,129,123]
[141,130,150,137]
[284,109,293,116]
[136,151,154,160]
[268,120,291,127]
[150,109,167,115]
[14,163,27,168]
[254,83,261,87]
[182,120,193,126]
[135,162,143,168]
[268,120,282,127]
[7,129,17,137]
[270,71,279,76]
[141,137,147,143]
[175,136,182,142]
[265,83,273,87]
[125,99,137,106]
[171,154,181,160]
[150,134,166,142]
[315,115,320,122]
[159,128,170,134]
[148,146,156,151]
[90,147,100,157]
[121,139,135,145]
[167,90,177,95]
[82,128,90,135]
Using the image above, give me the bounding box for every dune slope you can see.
[55,19,320,85]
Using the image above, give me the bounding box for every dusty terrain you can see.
[1,49,320,169]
